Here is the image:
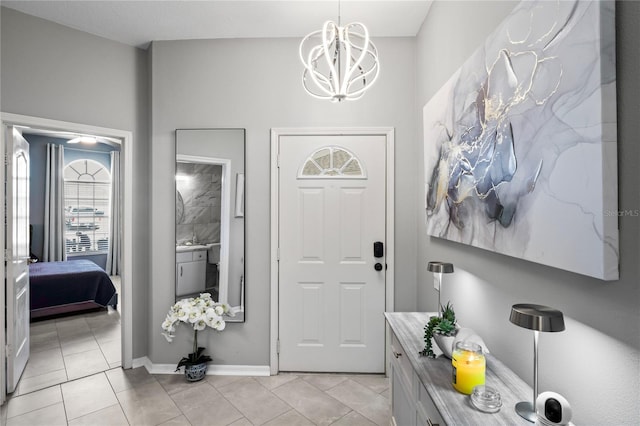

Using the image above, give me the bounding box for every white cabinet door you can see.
[391,355,417,426]
[417,381,445,426]
[176,260,206,297]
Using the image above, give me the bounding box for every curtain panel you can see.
[43,144,66,262]
[106,151,121,275]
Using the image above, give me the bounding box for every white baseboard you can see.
[131,356,270,376]
[132,356,152,370]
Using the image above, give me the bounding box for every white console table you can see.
[385,312,533,425]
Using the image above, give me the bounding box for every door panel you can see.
[339,283,365,345]
[300,283,323,345]
[339,188,365,261]
[300,188,324,261]
[5,126,30,394]
[278,134,386,372]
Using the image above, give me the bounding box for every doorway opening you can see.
[1,113,133,404]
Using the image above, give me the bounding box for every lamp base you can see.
[515,401,536,423]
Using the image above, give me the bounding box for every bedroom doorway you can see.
[1,113,133,405]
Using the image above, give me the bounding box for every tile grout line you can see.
[253,375,301,415]
[166,378,217,423]
[323,379,364,426]
[5,384,64,420]
[59,384,70,426]
[273,376,355,426]
[104,371,133,426]
[326,378,391,426]
[204,378,257,425]
[247,377,299,425]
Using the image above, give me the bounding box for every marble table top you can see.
[385,312,533,425]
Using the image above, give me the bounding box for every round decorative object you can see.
[184,362,207,382]
[471,385,502,413]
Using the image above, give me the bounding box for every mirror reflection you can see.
[175,129,245,322]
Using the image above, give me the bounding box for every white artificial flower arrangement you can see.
[161,293,231,370]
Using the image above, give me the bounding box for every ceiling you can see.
[2,0,433,49]
[5,0,432,141]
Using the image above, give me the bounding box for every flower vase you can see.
[161,294,230,383]
[184,362,208,382]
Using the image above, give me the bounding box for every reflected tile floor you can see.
[2,368,390,426]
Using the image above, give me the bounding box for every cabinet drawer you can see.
[176,252,192,263]
[193,250,206,261]
[176,250,207,262]
[417,383,445,426]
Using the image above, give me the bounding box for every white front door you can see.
[5,126,30,393]
[277,133,388,373]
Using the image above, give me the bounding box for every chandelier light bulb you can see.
[299,20,379,102]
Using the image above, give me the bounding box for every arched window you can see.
[63,159,111,254]
[298,146,365,178]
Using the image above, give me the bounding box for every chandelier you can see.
[299,4,380,102]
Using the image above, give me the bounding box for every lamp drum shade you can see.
[509,304,565,332]
[427,261,454,274]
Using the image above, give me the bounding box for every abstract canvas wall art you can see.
[423,0,618,280]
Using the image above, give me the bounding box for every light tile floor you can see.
[12,276,122,397]
[1,368,390,426]
[3,275,390,425]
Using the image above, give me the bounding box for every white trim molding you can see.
[0,121,5,405]
[269,127,395,376]
[0,112,134,373]
[134,357,270,376]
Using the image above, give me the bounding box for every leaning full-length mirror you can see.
[175,129,245,322]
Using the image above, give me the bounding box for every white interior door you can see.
[5,126,30,394]
[278,134,387,372]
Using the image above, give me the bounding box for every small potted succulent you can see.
[420,302,458,358]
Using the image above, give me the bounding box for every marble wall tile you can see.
[176,164,222,244]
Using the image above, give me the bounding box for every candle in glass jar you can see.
[452,341,485,394]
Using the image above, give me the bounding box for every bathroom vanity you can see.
[175,246,207,297]
[385,312,531,425]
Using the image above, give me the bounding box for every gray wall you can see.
[416,2,639,424]
[1,7,151,358]
[150,37,418,365]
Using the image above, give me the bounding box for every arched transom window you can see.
[298,146,365,178]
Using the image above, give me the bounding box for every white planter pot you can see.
[434,333,457,359]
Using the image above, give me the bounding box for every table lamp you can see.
[427,261,454,317]
[509,303,565,423]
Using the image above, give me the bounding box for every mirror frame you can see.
[175,128,246,322]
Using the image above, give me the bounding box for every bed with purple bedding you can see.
[29,259,118,319]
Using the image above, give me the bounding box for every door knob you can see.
[374,263,383,271]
